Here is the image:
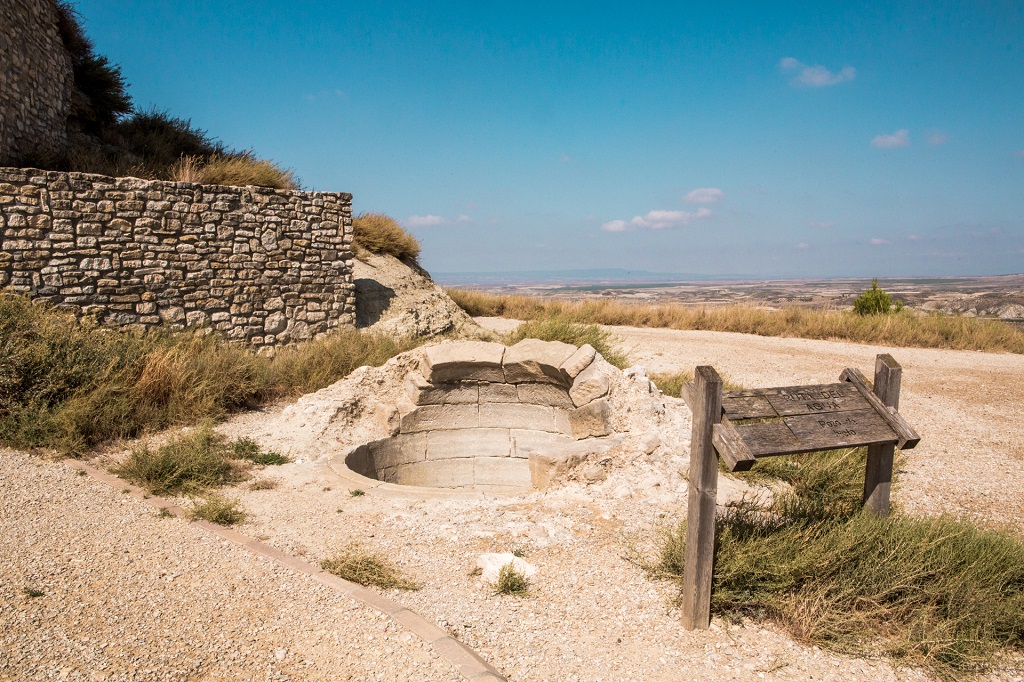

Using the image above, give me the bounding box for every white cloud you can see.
[406,214,445,227]
[809,220,834,229]
[601,208,712,233]
[683,187,724,204]
[455,214,472,223]
[869,237,891,245]
[1015,150,1024,158]
[779,57,856,87]
[796,242,810,250]
[927,131,949,146]
[871,130,910,148]
[908,234,922,241]
[559,153,572,164]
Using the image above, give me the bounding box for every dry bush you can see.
[172,152,297,190]
[352,213,421,264]
[446,289,1024,354]
[190,494,247,525]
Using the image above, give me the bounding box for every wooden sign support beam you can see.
[681,366,722,631]
[679,354,919,630]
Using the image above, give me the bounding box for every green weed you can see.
[496,563,529,596]
[190,494,247,526]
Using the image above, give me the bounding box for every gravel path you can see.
[0,447,462,682]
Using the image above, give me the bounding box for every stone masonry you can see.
[0,167,355,346]
[0,0,74,165]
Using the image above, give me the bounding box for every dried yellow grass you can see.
[446,289,1024,353]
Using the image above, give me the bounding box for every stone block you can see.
[389,459,476,488]
[369,433,427,469]
[527,438,619,490]
[400,404,479,433]
[517,383,574,409]
[419,341,506,383]
[503,338,577,385]
[405,372,479,406]
[559,343,597,381]
[511,430,575,458]
[478,403,556,431]
[343,445,376,479]
[478,382,519,403]
[426,428,511,460]
[474,457,531,488]
[569,399,614,439]
[569,362,611,407]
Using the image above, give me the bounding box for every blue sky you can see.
[74,0,1023,278]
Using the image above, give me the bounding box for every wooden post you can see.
[682,366,722,630]
[863,354,902,514]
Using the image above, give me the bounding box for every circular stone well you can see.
[333,339,622,493]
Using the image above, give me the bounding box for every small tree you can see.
[853,279,902,315]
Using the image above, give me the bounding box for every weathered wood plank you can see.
[729,420,802,456]
[863,354,903,515]
[764,383,867,417]
[682,366,722,631]
[712,418,757,471]
[783,409,897,451]
[721,394,777,419]
[839,367,920,449]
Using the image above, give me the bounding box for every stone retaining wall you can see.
[0,167,355,346]
[0,0,73,164]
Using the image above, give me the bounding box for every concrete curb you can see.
[67,459,508,682]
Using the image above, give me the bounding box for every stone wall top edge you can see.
[0,166,352,202]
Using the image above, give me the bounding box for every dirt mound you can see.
[352,252,486,338]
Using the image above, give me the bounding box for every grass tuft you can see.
[496,563,529,596]
[649,448,1024,679]
[229,437,290,465]
[349,489,365,497]
[321,546,419,590]
[190,494,247,526]
[22,587,45,598]
[248,478,278,491]
[352,213,421,263]
[114,426,235,495]
[446,288,1024,354]
[171,152,298,190]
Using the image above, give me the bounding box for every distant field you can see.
[447,287,1024,354]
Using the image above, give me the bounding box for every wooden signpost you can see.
[679,354,920,630]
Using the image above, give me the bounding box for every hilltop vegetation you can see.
[15,2,295,189]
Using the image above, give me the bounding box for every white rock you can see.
[476,553,538,583]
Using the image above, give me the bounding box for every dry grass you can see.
[352,213,421,263]
[190,493,247,526]
[0,293,420,454]
[446,289,1024,354]
[496,563,530,596]
[321,546,419,590]
[171,152,297,190]
[648,449,1024,680]
[503,317,629,368]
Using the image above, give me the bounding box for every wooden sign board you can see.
[679,354,921,631]
[684,366,920,472]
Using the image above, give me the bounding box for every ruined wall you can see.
[0,167,355,346]
[0,0,73,164]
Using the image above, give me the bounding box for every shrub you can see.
[650,448,1024,678]
[496,563,529,596]
[190,494,247,525]
[321,546,419,590]
[352,213,421,264]
[853,279,903,316]
[504,317,629,369]
[55,1,132,134]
